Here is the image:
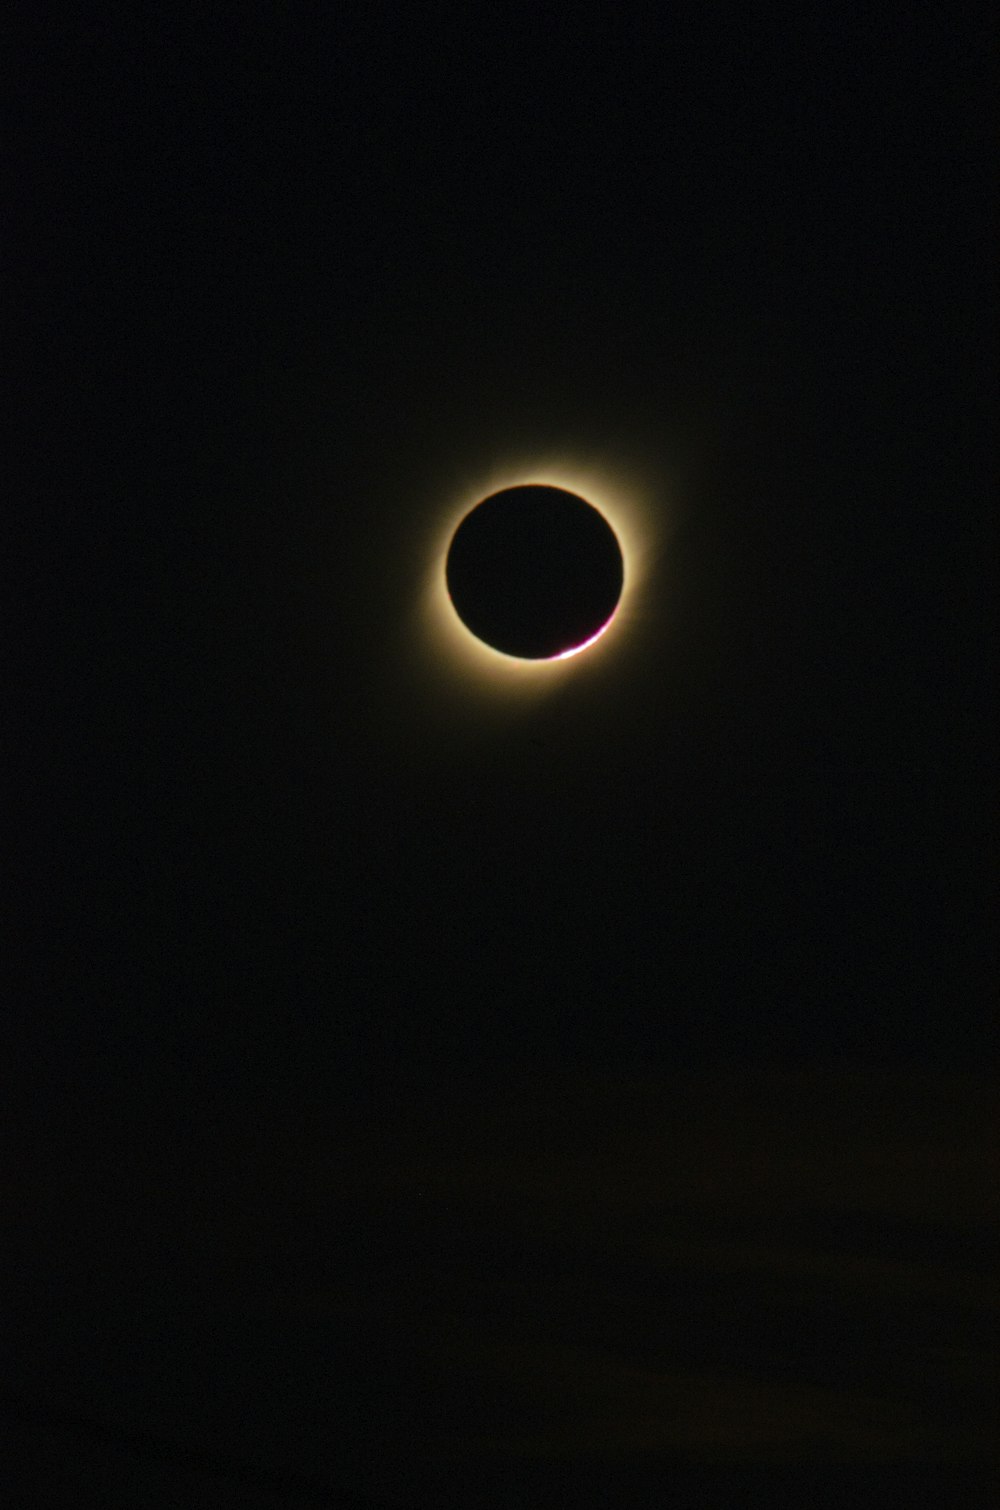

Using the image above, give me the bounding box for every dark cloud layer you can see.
[4,1070,995,1503]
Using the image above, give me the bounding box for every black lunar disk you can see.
[445,485,624,660]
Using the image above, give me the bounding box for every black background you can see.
[6,5,996,1504]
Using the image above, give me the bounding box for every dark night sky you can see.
[6,5,997,1504]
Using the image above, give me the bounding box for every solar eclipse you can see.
[411,452,662,700]
[445,485,624,661]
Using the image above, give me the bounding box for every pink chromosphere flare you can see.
[551,608,619,660]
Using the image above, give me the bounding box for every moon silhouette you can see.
[445,485,625,660]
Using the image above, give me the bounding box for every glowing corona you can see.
[415,452,660,695]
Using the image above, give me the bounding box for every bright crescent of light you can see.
[417,453,662,695]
